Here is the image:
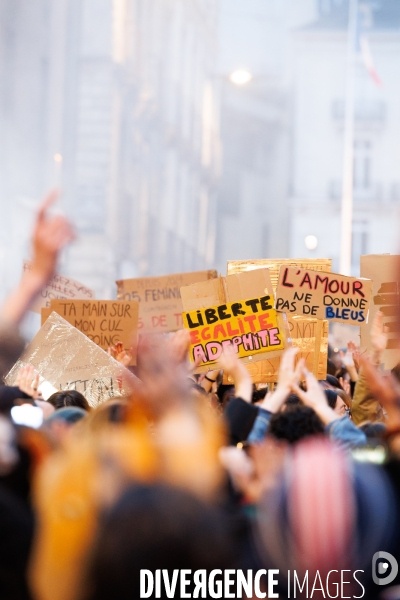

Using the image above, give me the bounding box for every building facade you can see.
[0,0,221,300]
[290,0,400,274]
[215,0,317,274]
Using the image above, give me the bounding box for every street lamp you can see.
[229,69,253,86]
[305,235,318,250]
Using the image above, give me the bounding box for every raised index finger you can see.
[36,189,59,221]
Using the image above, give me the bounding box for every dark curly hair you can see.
[269,405,324,444]
[47,390,90,411]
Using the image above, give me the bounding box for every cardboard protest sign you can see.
[227,259,332,285]
[5,313,136,408]
[41,300,139,365]
[360,254,400,370]
[181,269,286,371]
[180,268,274,311]
[116,270,218,333]
[183,296,284,367]
[224,317,329,385]
[23,260,95,313]
[275,266,372,325]
[227,259,332,381]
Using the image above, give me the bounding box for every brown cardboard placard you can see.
[227,259,332,285]
[360,254,400,370]
[183,296,285,368]
[23,260,95,313]
[5,313,137,408]
[41,300,139,365]
[275,266,372,325]
[223,317,328,384]
[181,269,286,372]
[116,270,218,333]
[180,269,274,311]
[227,259,332,381]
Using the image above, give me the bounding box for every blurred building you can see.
[290,0,400,274]
[0,0,51,296]
[215,0,317,274]
[0,0,221,299]
[215,75,291,272]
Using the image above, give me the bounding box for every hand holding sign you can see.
[107,342,134,368]
[42,300,139,364]
[15,364,42,399]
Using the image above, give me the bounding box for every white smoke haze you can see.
[0,0,398,314]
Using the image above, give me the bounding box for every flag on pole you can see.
[356,4,383,86]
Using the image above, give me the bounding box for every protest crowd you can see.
[2,192,400,600]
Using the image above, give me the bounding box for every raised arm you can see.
[2,190,74,326]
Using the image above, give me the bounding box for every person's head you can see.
[320,375,343,391]
[44,407,87,427]
[85,400,129,431]
[216,384,235,408]
[391,363,400,383]
[82,484,237,600]
[283,393,301,410]
[268,405,324,444]
[327,359,337,376]
[43,407,87,444]
[325,389,349,418]
[252,387,268,404]
[255,437,398,594]
[47,390,90,412]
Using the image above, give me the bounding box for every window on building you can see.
[353,140,371,190]
[352,220,369,275]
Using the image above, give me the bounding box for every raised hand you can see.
[15,364,42,399]
[218,345,252,403]
[260,347,304,413]
[339,343,358,383]
[219,438,287,503]
[1,190,75,325]
[30,190,75,284]
[107,341,133,367]
[370,311,389,364]
[359,354,400,430]
[291,367,337,425]
[169,329,192,365]
[134,334,193,418]
[347,341,360,372]
[339,376,351,396]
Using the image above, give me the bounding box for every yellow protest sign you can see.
[183,295,284,367]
